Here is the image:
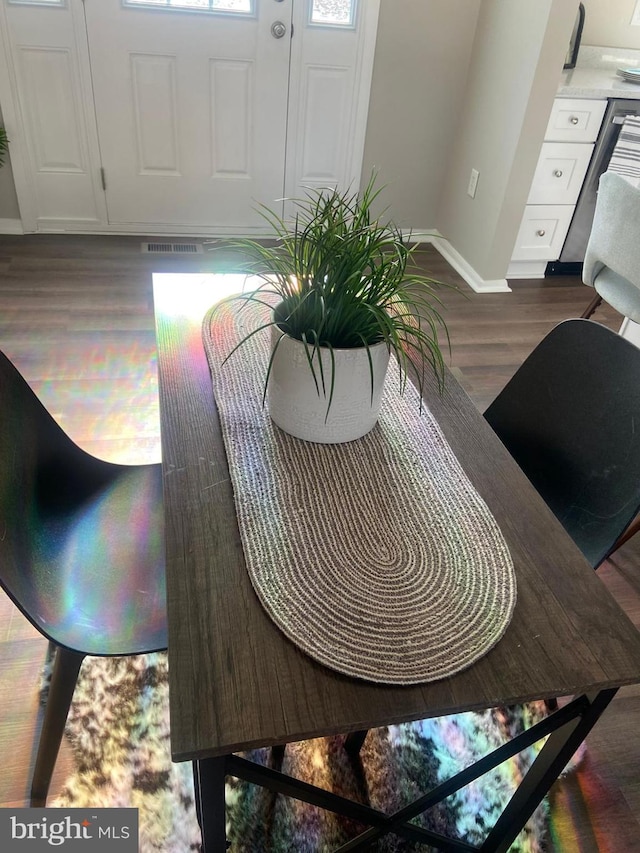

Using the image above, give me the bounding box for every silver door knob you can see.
[553,169,563,177]
[536,229,546,237]
[569,116,579,125]
[271,21,287,38]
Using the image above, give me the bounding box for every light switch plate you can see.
[632,0,640,26]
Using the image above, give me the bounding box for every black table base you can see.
[193,689,616,853]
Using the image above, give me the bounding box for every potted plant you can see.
[0,127,8,168]
[211,175,453,444]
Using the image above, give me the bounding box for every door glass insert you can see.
[7,0,66,6]
[123,0,253,14]
[309,0,356,27]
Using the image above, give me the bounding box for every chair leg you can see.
[45,640,56,667]
[30,646,85,807]
[605,513,640,561]
[581,293,602,320]
[344,729,369,756]
[271,744,286,765]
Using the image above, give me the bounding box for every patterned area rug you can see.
[51,653,552,852]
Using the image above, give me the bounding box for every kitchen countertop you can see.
[558,45,640,100]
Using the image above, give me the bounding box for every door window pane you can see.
[123,0,253,13]
[7,0,66,6]
[309,0,356,27]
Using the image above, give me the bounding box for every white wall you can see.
[437,0,578,283]
[361,0,481,229]
[0,0,483,229]
[582,0,640,49]
[0,0,599,273]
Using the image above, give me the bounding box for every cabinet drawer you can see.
[527,142,594,205]
[511,205,574,261]
[544,98,606,142]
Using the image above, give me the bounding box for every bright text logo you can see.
[1,809,138,851]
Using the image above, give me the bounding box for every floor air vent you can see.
[141,241,203,254]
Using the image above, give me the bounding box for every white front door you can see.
[0,0,379,234]
[85,0,292,230]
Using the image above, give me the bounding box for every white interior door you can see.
[84,0,292,231]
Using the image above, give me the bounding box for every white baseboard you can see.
[0,218,24,235]
[407,231,511,294]
[507,260,548,279]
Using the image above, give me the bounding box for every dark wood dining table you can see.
[153,272,640,852]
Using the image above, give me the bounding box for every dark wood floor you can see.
[1,234,639,850]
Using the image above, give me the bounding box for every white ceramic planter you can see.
[267,325,390,444]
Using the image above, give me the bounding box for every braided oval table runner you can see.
[202,300,516,685]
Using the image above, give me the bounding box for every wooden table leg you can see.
[193,757,228,852]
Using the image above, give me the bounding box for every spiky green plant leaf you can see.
[209,174,457,414]
[0,127,8,169]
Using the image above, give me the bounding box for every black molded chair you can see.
[484,318,640,569]
[0,350,167,806]
[343,319,640,757]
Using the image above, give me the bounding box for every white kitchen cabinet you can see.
[511,205,575,263]
[543,98,608,143]
[526,142,594,205]
[508,97,607,278]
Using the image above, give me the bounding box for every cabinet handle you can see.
[553,169,563,178]
[536,229,546,237]
[569,115,579,125]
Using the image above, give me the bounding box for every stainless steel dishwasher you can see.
[550,98,640,271]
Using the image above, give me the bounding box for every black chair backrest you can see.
[484,319,640,569]
[0,350,122,620]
